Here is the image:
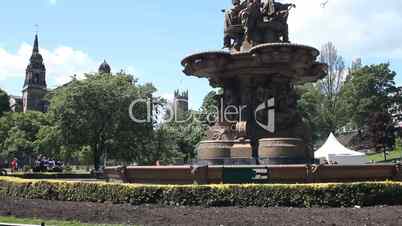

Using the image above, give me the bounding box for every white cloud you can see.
[0,43,98,87]
[286,0,402,59]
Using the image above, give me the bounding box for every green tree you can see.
[160,110,205,163]
[340,63,400,127]
[298,43,348,144]
[199,90,220,124]
[318,42,347,133]
[340,63,400,150]
[49,73,156,170]
[297,84,327,142]
[0,88,10,117]
[0,112,50,165]
[368,112,393,157]
[298,85,347,143]
[34,125,64,161]
[143,126,184,165]
[156,90,217,164]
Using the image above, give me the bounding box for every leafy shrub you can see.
[1,177,402,207]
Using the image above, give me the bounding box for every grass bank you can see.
[0,216,121,226]
[368,148,402,163]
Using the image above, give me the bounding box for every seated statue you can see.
[263,1,296,42]
[240,0,262,44]
[223,0,295,50]
[224,0,246,50]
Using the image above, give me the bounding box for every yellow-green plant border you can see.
[1,177,402,208]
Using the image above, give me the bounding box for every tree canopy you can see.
[340,63,400,128]
[0,111,50,165]
[0,88,10,117]
[49,73,157,170]
[299,60,401,149]
[298,42,347,143]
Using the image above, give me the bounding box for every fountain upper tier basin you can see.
[181,43,328,85]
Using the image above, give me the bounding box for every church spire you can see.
[33,34,39,54]
[24,33,46,88]
[29,33,44,65]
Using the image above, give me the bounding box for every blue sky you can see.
[1,0,402,108]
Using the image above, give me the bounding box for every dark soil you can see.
[1,196,402,226]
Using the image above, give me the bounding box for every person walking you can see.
[11,158,17,173]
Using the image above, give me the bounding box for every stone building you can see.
[164,89,189,121]
[23,34,49,112]
[98,60,111,74]
[9,34,48,113]
[173,89,189,115]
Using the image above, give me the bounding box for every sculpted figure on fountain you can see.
[223,0,295,51]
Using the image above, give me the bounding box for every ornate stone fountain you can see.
[181,0,328,165]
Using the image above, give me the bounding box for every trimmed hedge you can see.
[1,177,402,207]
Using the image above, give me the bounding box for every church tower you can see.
[173,89,189,118]
[22,34,48,112]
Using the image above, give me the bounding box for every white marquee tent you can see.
[315,133,369,165]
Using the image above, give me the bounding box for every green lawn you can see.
[0,216,123,226]
[367,148,402,163]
